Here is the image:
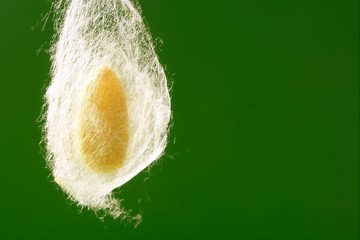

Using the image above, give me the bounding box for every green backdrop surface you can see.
[0,0,358,239]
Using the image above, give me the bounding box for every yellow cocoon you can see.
[43,0,171,219]
[79,67,129,174]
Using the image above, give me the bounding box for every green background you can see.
[0,0,358,239]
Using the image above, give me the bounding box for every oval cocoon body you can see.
[79,67,129,174]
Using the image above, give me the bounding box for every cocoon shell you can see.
[43,0,171,219]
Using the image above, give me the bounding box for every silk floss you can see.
[42,0,171,220]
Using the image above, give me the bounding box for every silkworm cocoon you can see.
[79,67,129,174]
[43,0,171,218]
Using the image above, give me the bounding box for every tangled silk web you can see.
[43,0,171,221]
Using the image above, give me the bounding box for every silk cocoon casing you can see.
[43,0,171,219]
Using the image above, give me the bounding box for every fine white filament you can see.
[43,0,171,219]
